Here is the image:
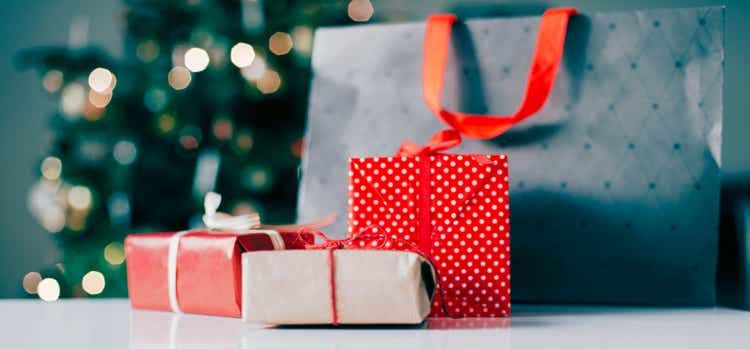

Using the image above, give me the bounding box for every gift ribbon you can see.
[423,8,577,139]
[396,129,463,257]
[167,192,334,313]
[302,226,476,324]
[395,130,506,316]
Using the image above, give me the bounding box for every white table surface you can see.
[2,299,750,348]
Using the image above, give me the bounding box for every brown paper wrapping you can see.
[242,249,435,325]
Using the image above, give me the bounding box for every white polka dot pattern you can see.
[348,154,511,317]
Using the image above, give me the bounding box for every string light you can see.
[171,45,189,67]
[348,0,374,22]
[291,138,304,158]
[235,132,254,152]
[292,26,313,56]
[41,208,65,233]
[104,242,125,265]
[212,117,233,140]
[41,156,62,180]
[269,32,293,55]
[82,271,105,295]
[67,209,87,231]
[22,272,42,294]
[42,70,64,93]
[88,90,112,109]
[137,40,160,63]
[240,56,266,81]
[113,141,137,165]
[157,113,176,133]
[61,83,86,117]
[144,88,169,112]
[168,66,192,90]
[68,185,92,210]
[179,126,202,150]
[243,167,273,192]
[88,68,115,93]
[230,42,255,68]
[256,70,281,94]
[184,47,210,72]
[37,278,60,302]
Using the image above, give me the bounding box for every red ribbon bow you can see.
[300,226,492,324]
[301,226,420,326]
[396,129,462,157]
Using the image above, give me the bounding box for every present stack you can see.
[121,7,591,326]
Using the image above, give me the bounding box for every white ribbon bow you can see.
[168,192,284,315]
[202,192,261,231]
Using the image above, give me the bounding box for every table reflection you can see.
[129,310,511,349]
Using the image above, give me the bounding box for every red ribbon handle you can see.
[423,8,578,139]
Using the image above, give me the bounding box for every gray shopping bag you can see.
[298,7,724,305]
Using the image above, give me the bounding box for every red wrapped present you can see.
[125,193,314,317]
[348,130,510,317]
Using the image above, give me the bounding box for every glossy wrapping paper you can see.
[242,249,435,325]
[125,230,312,317]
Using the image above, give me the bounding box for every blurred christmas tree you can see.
[16,0,377,300]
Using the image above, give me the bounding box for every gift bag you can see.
[347,131,511,317]
[298,7,724,305]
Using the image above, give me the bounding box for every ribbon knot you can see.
[202,192,261,231]
[396,129,462,157]
[301,227,463,325]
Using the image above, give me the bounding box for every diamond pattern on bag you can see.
[299,7,724,304]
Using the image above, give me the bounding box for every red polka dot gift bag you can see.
[348,134,511,317]
[346,9,577,318]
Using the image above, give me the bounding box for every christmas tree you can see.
[17,0,376,300]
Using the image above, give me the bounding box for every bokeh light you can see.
[104,242,126,265]
[230,42,255,68]
[37,278,60,302]
[213,117,233,140]
[240,56,266,81]
[292,26,313,56]
[243,166,273,192]
[68,185,93,210]
[40,156,62,180]
[82,271,105,295]
[113,141,137,165]
[179,126,202,150]
[61,83,86,117]
[22,272,42,294]
[184,47,210,72]
[42,70,64,93]
[256,70,281,94]
[235,131,254,152]
[168,66,192,90]
[348,0,374,22]
[137,40,160,63]
[157,113,176,133]
[269,32,293,55]
[144,88,169,112]
[88,68,115,93]
[88,90,112,109]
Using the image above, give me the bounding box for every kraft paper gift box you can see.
[242,249,436,325]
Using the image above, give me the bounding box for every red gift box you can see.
[347,131,511,318]
[125,229,311,317]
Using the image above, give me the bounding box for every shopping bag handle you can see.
[423,8,577,139]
